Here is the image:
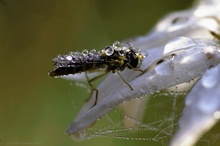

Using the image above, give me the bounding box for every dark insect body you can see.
[49,41,145,106]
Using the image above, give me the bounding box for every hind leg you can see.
[85,72,108,106]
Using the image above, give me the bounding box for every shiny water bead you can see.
[69,52,74,56]
[93,53,101,60]
[77,53,86,61]
[66,55,73,61]
[88,49,96,57]
[90,49,97,54]
[66,52,76,62]
[126,42,133,47]
[67,51,74,56]
[54,55,70,65]
[86,55,94,61]
[112,41,121,48]
[131,46,139,53]
[57,54,65,60]
[73,53,80,61]
[52,57,59,63]
[105,46,115,56]
[74,51,80,56]
[82,49,89,55]
[125,43,132,51]
[113,44,121,51]
[118,47,126,56]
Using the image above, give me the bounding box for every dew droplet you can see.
[90,49,96,54]
[82,49,89,55]
[131,47,139,53]
[118,47,125,56]
[112,41,121,48]
[66,55,72,61]
[52,57,58,62]
[57,54,65,60]
[105,46,114,56]
[164,36,196,54]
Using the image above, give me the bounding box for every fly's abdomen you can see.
[49,49,106,77]
[49,66,84,77]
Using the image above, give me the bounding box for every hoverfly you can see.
[49,41,145,106]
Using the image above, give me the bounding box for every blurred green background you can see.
[0,0,192,146]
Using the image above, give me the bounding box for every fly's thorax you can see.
[100,41,145,70]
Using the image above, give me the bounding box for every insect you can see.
[49,41,145,106]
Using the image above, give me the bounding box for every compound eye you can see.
[105,46,114,56]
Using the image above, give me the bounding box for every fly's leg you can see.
[126,63,144,73]
[209,17,220,40]
[210,31,220,40]
[116,63,144,90]
[117,71,133,90]
[85,72,108,106]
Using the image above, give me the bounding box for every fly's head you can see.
[129,47,145,68]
